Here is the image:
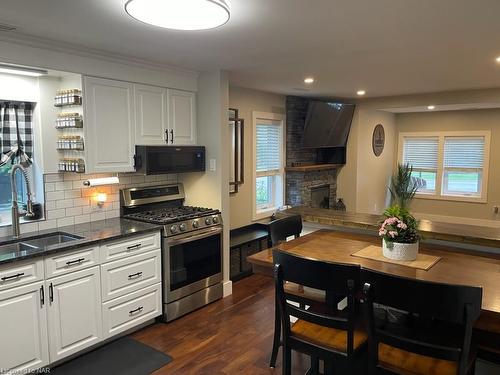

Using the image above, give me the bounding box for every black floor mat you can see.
[51,337,172,375]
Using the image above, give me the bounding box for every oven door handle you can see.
[167,227,222,246]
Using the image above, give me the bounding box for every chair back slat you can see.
[274,251,361,355]
[274,250,359,294]
[362,269,482,373]
[268,214,303,246]
[361,269,482,323]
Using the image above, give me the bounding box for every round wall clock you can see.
[372,124,385,157]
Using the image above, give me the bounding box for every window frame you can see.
[252,111,285,220]
[398,131,491,203]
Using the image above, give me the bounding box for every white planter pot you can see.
[382,239,419,261]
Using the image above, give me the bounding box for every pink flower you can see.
[388,230,398,238]
[397,222,407,230]
[379,229,387,236]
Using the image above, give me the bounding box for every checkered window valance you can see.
[0,101,34,167]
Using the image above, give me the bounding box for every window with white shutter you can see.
[443,137,484,197]
[399,131,490,201]
[253,113,284,218]
[402,136,439,193]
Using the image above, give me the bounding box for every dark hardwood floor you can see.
[131,274,310,374]
[132,274,499,375]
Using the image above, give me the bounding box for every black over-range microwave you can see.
[134,146,205,175]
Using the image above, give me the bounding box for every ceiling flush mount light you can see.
[0,63,48,77]
[356,90,366,96]
[304,77,315,84]
[427,105,436,110]
[125,0,230,31]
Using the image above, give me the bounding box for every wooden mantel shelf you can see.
[285,163,343,172]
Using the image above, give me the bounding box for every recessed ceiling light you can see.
[0,63,48,77]
[125,0,230,31]
[427,105,436,110]
[356,90,366,96]
[496,56,500,63]
[304,77,315,84]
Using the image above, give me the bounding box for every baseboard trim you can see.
[222,280,233,297]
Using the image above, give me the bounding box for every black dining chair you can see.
[274,250,367,375]
[361,269,482,375]
[268,214,303,247]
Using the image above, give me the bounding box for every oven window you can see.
[169,233,221,291]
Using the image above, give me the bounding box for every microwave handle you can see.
[133,154,142,169]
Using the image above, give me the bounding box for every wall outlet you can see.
[494,206,499,214]
[209,159,216,172]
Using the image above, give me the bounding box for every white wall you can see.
[228,86,286,229]
[0,37,197,91]
[180,70,231,295]
[337,106,396,214]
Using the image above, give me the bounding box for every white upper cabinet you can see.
[135,84,168,145]
[168,89,197,145]
[83,76,136,173]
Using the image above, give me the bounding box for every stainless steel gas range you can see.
[120,184,223,322]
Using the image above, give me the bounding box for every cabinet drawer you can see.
[100,249,161,302]
[102,282,162,339]
[0,259,44,291]
[44,247,100,278]
[100,232,160,263]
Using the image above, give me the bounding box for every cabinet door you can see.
[135,84,168,145]
[168,89,196,145]
[47,266,102,363]
[84,76,136,172]
[0,281,49,373]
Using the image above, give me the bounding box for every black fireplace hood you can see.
[302,101,355,148]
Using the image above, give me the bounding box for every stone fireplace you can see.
[285,96,340,209]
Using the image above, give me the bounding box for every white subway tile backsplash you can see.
[46,191,65,201]
[65,207,82,217]
[55,181,73,191]
[36,172,178,231]
[74,214,90,224]
[64,189,81,199]
[57,217,75,227]
[38,219,57,231]
[45,174,64,183]
[90,212,106,222]
[47,209,66,220]
[56,199,74,209]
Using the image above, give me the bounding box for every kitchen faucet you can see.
[10,164,35,237]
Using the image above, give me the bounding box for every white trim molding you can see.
[252,111,286,221]
[398,130,491,203]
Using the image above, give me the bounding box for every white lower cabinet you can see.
[0,281,49,373]
[46,266,102,363]
[102,282,162,339]
[0,231,162,372]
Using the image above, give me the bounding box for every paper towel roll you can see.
[83,177,120,187]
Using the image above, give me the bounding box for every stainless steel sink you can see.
[0,241,38,254]
[21,232,84,248]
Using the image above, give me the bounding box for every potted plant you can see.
[389,163,419,209]
[379,205,420,261]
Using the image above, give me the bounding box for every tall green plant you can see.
[389,164,419,209]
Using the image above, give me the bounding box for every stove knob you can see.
[170,225,178,234]
[212,216,219,224]
[179,223,187,231]
[205,217,213,225]
[192,219,199,228]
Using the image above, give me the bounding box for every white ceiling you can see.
[1,0,500,98]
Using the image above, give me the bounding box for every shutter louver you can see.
[256,122,281,173]
[403,137,439,170]
[444,137,484,169]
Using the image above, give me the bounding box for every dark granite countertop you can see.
[0,218,161,266]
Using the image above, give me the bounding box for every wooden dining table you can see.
[247,229,500,315]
